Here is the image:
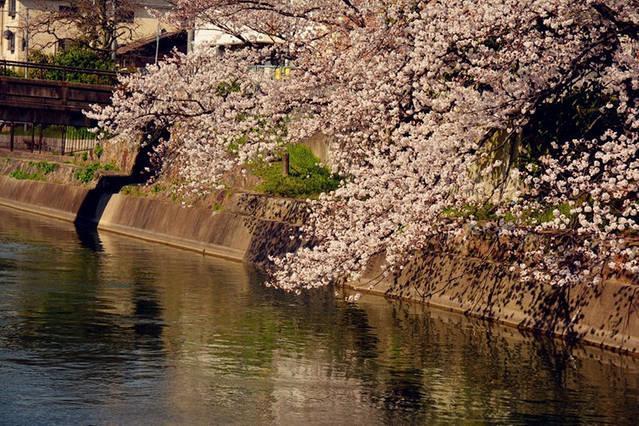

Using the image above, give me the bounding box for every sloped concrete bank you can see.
[0,175,304,264]
[0,175,637,356]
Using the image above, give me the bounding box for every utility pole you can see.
[187,28,194,54]
[154,21,160,64]
[23,8,28,77]
[110,0,117,61]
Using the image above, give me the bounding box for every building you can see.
[0,0,172,62]
[192,22,282,54]
[117,30,187,68]
[192,22,291,79]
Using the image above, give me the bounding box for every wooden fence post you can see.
[9,123,15,152]
[60,126,66,155]
[282,152,290,176]
[31,122,35,152]
[38,125,44,153]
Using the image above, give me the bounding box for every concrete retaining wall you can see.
[0,175,89,221]
[354,248,639,356]
[0,175,637,356]
[0,175,303,264]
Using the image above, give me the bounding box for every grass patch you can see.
[74,163,100,183]
[120,183,165,198]
[250,144,340,198]
[10,169,42,181]
[9,161,58,181]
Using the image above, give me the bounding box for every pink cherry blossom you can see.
[90,0,639,292]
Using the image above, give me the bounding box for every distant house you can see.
[192,22,281,54]
[117,30,187,68]
[192,22,292,79]
[0,0,172,62]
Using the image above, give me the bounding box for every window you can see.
[6,31,15,54]
[59,5,78,14]
[8,0,16,18]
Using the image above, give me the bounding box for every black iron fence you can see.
[0,122,97,155]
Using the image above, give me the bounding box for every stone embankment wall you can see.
[0,173,637,356]
[354,239,639,356]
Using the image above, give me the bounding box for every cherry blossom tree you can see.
[90,0,639,292]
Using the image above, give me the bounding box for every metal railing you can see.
[0,122,97,155]
[0,60,122,85]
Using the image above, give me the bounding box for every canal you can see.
[0,206,638,424]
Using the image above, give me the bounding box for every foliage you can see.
[101,162,118,171]
[33,161,58,175]
[92,0,639,291]
[251,145,340,198]
[74,163,100,183]
[0,67,20,78]
[74,161,119,184]
[121,184,145,197]
[94,144,104,159]
[52,47,114,72]
[10,169,42,181]
[32,47,115,84]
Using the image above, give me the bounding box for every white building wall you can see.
[193,23,280,51]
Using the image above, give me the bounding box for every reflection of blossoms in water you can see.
[91,0,638,291]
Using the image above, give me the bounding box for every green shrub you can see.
[251,144,340,198]
[26,50,52,79]
[74,162,118,183]
[101,161,118,171]
[33,161,58,175]
[29,47,115,84]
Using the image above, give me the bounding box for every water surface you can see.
[0,206,638,424]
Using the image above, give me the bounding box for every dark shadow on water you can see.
[75,222,104,252]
